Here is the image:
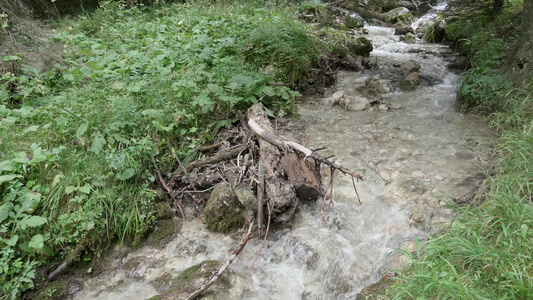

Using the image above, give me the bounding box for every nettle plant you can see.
[0,143,62,297]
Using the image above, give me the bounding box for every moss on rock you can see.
[155,202,174,220]
[148,260,223,300]
[147,219,180,248]
[348,37,374,57]
[204,183,245,233]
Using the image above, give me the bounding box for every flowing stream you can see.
[69,4,494,299]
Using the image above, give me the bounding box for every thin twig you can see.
[150,156,185,218]
[246,200,272,275]
[352,177,362,205]
[186,220,255,300]
[327,168,336,209]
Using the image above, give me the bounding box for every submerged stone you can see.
[147,219,180,248]
[148,260,223,300]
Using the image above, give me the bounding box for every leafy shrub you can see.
[242,21,321,84]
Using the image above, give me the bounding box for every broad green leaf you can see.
[13,152,31,164]
[79,183,91,194]
[0,202,14,223]
[4,235,18,246]
[0,174,22,185]
[2,55,21,61]
[28,234,44,249]
[19,190,40,213]
[207,83,224,95]
[31,145,47,163]
[141,109,164,120]
[19,216,46,229]
[63,73,74,81]
[116,168,135,181]
[65,186,77,194]
[76,123,88,138]
[91,133,106,154]
[0,160,16,173]
[230,74,254,87]
[51,173,63,188]
[23,125,39,134]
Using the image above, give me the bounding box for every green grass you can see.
[0,1,321,298]
[388,1,533,299]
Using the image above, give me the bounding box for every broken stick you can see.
[185,220,255,300]
[185,143,249,172]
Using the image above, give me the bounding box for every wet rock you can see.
[394,26,414,35]
[406,134,416,141]
[410,212,425,224]
[204,182,245,233]
[155,202,174,220]
[122,256,152,279]
[385,223,410,235]
[379,170,391,181]
[365,76,390,94]
[378,104,389,111]
[362,28,369,34]
[435,175,444,181]
[147,219,180,248]
[400,59,421,72]
[385,7,411,23]
[356,86,380,99]
[410,170,426,180]
[331,90,345,101]
[234,186,257,220]
[148,260,223,300]
[384,179,427,204]
[348,37,373,57]
[447,57,469,71]
[403,32,416,43]
[402,242,418,254]
[400,78,417,91]
[339,96,370,111]
[426,196,441,208]
[406,72,420,85]
[322,97,336,107]
[151,272,174,293]
[355,277,394,300]
[388,253,412,271]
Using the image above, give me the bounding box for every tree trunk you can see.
[492,0,504,15]
[510,0,533,70]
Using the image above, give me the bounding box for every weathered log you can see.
[280,152,321,201]
[247,103,364,207]
[247,104,298,223]
[185,143,249,172]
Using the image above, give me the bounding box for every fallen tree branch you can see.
[185,143,249,172]
[150,156,185,218]
[247,117,364,181]
[186,220,255,300]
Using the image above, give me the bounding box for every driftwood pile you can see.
[163,103,363,232]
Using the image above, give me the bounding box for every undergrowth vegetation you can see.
[390,1,533,298]
[0,1,320,298]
